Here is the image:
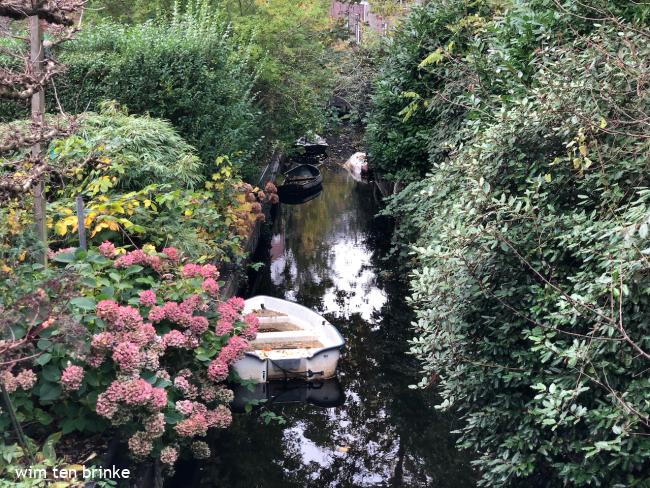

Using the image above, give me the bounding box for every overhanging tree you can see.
[0,0,84,263]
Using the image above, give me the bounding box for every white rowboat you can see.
[233,296,345,382]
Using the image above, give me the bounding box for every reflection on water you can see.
[267,167,386,321]
[168,155,475,487]
[231,379,345,412]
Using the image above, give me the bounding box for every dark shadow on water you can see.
[167,153,476,487]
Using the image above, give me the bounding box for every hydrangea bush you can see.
[1,243,259,470]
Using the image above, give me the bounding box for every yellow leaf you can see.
[599,118,607,129]
[54,220,68,236]
[544,173,552,183]
[579,143,588,157]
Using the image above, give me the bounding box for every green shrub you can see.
[374,1,650,485]
[52,3,261,178]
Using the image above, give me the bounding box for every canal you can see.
[170,130,475,487]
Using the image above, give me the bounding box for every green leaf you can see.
[70,297,96,311]
[53,252,76,263]
[34,409,54,426]
[41,364,61,382]
[38,382,61,402]
[36,353,52,366]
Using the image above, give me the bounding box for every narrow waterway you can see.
[170,131,475,487]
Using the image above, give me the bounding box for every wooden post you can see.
[29,15,48,266]
[76,195,87,250]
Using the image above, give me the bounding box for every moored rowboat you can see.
[232,295,345,382]
[277,164,323,202]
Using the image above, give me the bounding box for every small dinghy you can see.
[233,295,345,382]
[295,134,328,156]
[277,164,323,202]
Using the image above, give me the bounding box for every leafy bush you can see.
[373,1,650,485]
[52,3,262,178]
[1,243,260,476]
[365,1,492,181]
[0,106,272,269]
[64,102,204,190]
[86,0,335,154]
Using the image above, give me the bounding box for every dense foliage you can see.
[368,0,650,485]
[1,243,260,481]
[81,0,336,160]
[1,2,263,179]
[1,104,271,272]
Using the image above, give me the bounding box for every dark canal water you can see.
[170,142,475,487]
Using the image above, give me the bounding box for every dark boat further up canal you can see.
[277,164,323,202]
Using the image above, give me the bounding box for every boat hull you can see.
[232,295,345,382]
[233,348,342,382]
[277,180,323,202]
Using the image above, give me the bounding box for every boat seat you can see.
[252,330,318,343]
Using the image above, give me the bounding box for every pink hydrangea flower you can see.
[207,359,229,382]
[15,369,37,390]
[201,278,219,297]
[181,263,219,279]
[150,387,168,410]
[91,332,114,351]
[175,413,209,437]
[112,342,143,372]
[162,247,179,262]
[148,306,166,323]
[205,405,232,429]
[96,300,120,323]
[139,290,157,307]
[199,264,218,279]
[60,365,84,391]
[128,431,153,458]
[163,330,187,348]
[98,241,116,258]
[191,441,210,459]
[217,336,249,365]
[114,249,148,268]
[160,446,178,465]
[242,313,259,340]
[215,318,233,336]
[174,376,198,399]
[144,413,166,438]
[189,316,209,335]
[181,263,202,278]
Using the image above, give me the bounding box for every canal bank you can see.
[168,127,476,487]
